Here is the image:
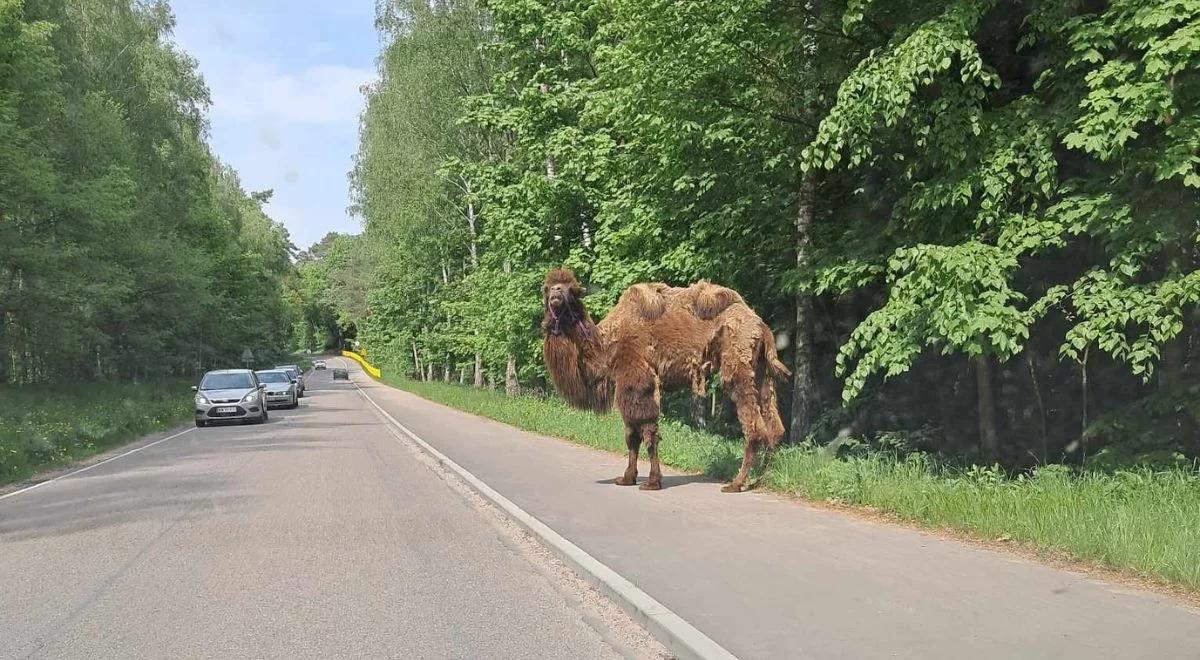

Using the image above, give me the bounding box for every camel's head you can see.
[542,268,588,336]
[543,268,585,314]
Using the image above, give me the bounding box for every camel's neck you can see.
[542,316,612,413]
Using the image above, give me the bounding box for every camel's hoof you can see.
[639,481,661,491]
[614,476,637,486]
[721,483,745,493]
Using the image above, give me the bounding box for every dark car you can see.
[332,368,349,380]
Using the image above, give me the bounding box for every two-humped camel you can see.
[541,268,789,492]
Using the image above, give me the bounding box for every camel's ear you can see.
[693,284,740,320]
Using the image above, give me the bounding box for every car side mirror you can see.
[258,383,266,389]
[290,379,297,384]
[191,386,198,392]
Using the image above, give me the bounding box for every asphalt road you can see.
[0,367,661,659]
[347,361,1200,660]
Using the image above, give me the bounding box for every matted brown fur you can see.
[541,268,790,492]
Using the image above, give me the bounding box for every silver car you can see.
[255,369,299,409]
[193,369,268,427]
[274,364,305,397]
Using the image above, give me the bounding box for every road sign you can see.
[241,348,253,368]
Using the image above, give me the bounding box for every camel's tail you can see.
[760,324,792,382]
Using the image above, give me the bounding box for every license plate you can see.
[216,406,237,413]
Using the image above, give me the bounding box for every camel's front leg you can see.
[639,423,662,490]
[615,424,640,486]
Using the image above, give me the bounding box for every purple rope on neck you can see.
[548,297,593,339]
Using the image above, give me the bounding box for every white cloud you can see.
[209,62,374,125]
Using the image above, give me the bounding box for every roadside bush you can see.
[0,382,191,485]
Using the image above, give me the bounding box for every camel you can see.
[541,268,790,492]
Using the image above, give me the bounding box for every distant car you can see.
[314,360,327,370]
[193,369,267,427]
[275,364,305,397]
[332,368,348,380]
[255,369,299,409]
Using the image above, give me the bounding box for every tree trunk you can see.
[444,356,452,383]
[465,183,479,269]
[790,174,817,443]
[691,393,707,428]
[411,341,422,379]
[1080,347,1090,462]
[501,259,519,396]
[473,352,483,388]
[975,353,999,460]
[1025,351,1049,463]
[1160,335,1186,391]
[505,356,519,396]
[426,363,433,382]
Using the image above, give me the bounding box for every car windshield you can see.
[200,372,254,390]
[255,371,290,383]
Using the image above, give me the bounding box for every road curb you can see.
[352,377,738,660]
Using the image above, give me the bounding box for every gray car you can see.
[193,369,268,427]
[274,364,305,397]
[255,369,299,409]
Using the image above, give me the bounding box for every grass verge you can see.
[382,373,1200,591]
[0,381,191,486]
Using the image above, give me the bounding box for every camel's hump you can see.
[616,280,744,322]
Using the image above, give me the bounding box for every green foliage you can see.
[0,380,190,484]
[0,0,296,384]
[333,0,1200,467]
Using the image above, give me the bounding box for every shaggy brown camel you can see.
[541,268,790,492]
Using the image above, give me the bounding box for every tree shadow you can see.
[0,471,248,542]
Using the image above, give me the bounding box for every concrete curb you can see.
[352,378,738,660]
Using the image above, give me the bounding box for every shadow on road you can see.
[0,471,246,542]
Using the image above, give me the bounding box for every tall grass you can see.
[0,381,191,485]
[384,374,1200,590]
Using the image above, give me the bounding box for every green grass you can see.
[383,374,1200,591]
[0,381,192,486]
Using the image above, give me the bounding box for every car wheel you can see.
[195,420,207,428]
[261,408,269,423]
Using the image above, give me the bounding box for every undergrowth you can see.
[0,381,191,486]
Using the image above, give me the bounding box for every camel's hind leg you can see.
[723,379,767,493]
[615,425,641,486]
[719,326,785,493]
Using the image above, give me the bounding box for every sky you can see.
[169,0,378,251]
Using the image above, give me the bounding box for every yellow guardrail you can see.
[341,350,381,378]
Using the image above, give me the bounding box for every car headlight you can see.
[241,390,260,403]
[195,394,209,405]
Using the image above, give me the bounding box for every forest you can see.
[290,0,1200,470]
[0,0,296,385]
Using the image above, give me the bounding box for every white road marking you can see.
[351,369,737,660]
[0,427,196,502]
